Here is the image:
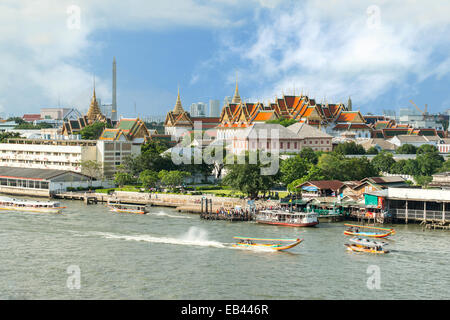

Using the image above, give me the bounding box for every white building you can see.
[209,100,221,117]
[0,139,140,179]
[388,135,438,148]
[190,102,207,117]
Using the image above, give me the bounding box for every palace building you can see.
[61,87,115,137]
[164,88,220,138]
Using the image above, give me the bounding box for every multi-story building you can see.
[0,138,140,179]
[190,102,207,117]
[209,100,221,117]
[229,122,333,155]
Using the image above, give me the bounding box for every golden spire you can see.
[86,77,103,122]
[173,86,184,114]
[231,71,241,104]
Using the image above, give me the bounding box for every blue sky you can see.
[1,0,450,118]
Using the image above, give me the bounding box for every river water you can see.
[0,200,449,299]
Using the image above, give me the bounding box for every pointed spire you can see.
[87,76,103,122]
[231,71,241,104]
[347,96,352,111]
[173,85,184,114]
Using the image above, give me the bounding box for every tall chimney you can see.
[112,57,117,121]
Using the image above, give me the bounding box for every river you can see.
[0,200,449,299]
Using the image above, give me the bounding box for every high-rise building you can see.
[111,57,117,121]
[190,102,207,117]
[223,96,232,105]
[209,100,221,117]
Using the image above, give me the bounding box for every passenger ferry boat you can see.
[107,202,149,214]
[0,196,66,213]
[255,210,319,227]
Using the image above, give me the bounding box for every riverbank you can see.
[52,190,280,214]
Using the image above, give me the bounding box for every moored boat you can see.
[344,223,395,238]
[232,236,303,251]
[255,210,318,227]
[0,196,66,213]
[107,202,149,214]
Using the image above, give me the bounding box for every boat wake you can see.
[151,211,192,219]
[93,226,225,249]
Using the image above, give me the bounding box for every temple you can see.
[62,86,114,136]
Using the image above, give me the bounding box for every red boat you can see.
[255,210,319,227]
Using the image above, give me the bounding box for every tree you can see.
[223,152,280,198]
[396,144,417,154]
[280,155,310,185]
[265,118,297,127]
[416,152,444,176]
[158,170,191,191]
[334,141,366,155]
[80,122,109,140]
[317,153,377,181]
[366,147,379,155]
[416,144,439,155]
[80,160,103,187]
[371,151,395,173]
[287,166,325,192]
[139,170,159,190]
[0,131,20,142]
[114,164,136,187]
[299,147,319,164]
[414,175,433,188]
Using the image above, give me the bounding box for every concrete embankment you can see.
[53,191,279,213]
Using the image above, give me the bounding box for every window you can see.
[280,142,283,149]
[294,142,297,149]
[115,152,121,156]
[287,142,290,149]
[115,161,121,165]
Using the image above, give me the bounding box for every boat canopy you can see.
[233,236,299,242]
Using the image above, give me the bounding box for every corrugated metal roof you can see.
[0,167,86,180]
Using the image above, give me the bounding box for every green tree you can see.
[416,144,439,155]
[371,151,395,173]
[114,164,136,187]
[414,175,433,188]
[0,131,20,142]
[265,118,297,127]
[396,144,417,154]
[139,170,159,190]
[223,152,280,198]
[280,155,311,185]
[287,166,326,192]
[80,122,110,140]
[334,141,366,155]
[80,160,103,187]
[416,152,444,176]
[158,170,191,191]
[298,147,319,164]
[366,147,379,155]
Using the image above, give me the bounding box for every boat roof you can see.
[233,236,299,242]
[344,223,394,231]
[0,196,60,205]
[350,237,388,247]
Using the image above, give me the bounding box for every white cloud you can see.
[0,0,267,115]
[233,0,450,109]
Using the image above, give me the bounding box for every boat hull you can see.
[233,239,303,251]
[344,230,392,238]
[0,206,64,214]
[108,206,146,214]
[256,220,318,227]
[345,243,389,254]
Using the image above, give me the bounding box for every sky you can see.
[1,0,450,118]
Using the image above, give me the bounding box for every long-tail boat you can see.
[232,236,303,251]
[345,237,390,254]
[343,224,395,238]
